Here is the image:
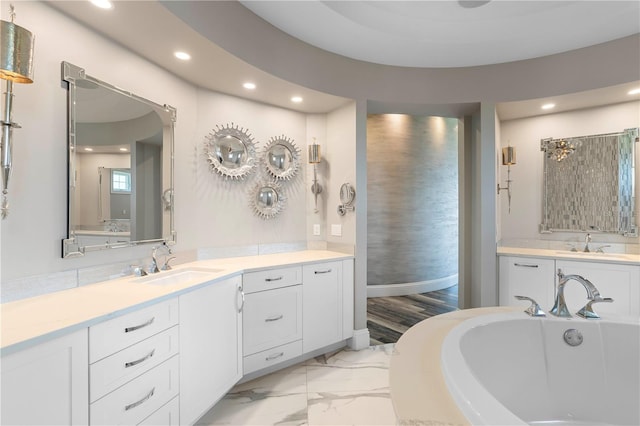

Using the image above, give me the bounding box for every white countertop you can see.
[497,246,640,265]
[0,250,352,355]
[390,306,518,426]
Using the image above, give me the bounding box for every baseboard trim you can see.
[367,274,458,298]
[348,328,370,350]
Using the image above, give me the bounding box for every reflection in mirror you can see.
[62,61,176,257]
[204,123,256,180]
[540,127,638,237]
[250,181,285,219]
[263,135,300,181]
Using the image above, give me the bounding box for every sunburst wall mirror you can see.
[262,135,300,181]
[250,180,285,219]
[204,123,257,180]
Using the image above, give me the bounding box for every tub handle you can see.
[576,296,614,320]
[514,295,546,317]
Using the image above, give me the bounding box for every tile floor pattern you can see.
[196,344,397,426]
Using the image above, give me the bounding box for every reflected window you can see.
[111,169,131,193]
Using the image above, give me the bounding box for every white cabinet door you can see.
[303,261,343,353]
[498,256,556,310]
[1,329,89,425]
[179,276,243,425]
[556,260,640,317]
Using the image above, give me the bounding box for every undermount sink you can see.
[136,268,223,286]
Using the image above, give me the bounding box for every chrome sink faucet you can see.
[149,243,174,273]
[549,269,613,319]
[583,233,592,252]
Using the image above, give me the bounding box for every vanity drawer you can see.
[243,285,302,355]
[90,355,179,425]
[138,396,179,426]
[243,266,302,293]
[90,325,179,402]
[243,340,303,375]
[89,298,179,363]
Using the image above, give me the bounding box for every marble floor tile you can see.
[195,345,397,426]
[196,392,308,426]
[307,390,396,426]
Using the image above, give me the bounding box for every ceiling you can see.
[47,1,640,119]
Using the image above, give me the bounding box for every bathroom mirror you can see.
[540,127,638,236]
[204,123,256,180]
[263,135,300,180]
[337,183,356,216]
[250,181,285,219]
[61,61,176,257]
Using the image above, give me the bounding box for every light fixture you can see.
[628,88,640,96]
[291,96,303,103]
[540,137,580,162]
[84,147,94,152]
[541,103,555,110]
[497,145,516,214]
[308,138,323,213]
[119,147,128,152]
[1,4,35,219]
[243,82,256,90]
[174,51,191,61]
[90,0,113,10]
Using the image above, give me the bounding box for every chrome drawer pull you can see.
[124,349,155,368]
[265,276,283,282]
[238,285,245,313]
[514,263,539,268]
[124,317,155,333]
[314,269,332,274]
[265,352,284,361]
[124,387,155,411]
[265,314,283,322]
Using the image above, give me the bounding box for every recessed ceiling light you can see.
[628,88,640,95]
[243,82,256,90]
[90,0,113,9]
[541,103,555,110]
[291,96,303,103]
[84,147,94,152]
[174,51,191,61]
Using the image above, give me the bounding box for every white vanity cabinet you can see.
[1,329,89,425]
[242,266,303,374]
[556,260,640,317]
[498,256,556,309]
[89,298,180,425]
[179,276,243,426]
[303,260,353,353]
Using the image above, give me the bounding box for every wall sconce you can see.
[1,4,35,219]
[497,145,516,213]
[308,138,323,213]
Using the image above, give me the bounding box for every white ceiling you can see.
[240,1,640,68]
[47,1,640,119]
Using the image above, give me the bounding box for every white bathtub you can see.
[442,312,640,425]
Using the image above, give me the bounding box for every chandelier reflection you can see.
[541,138,580,162]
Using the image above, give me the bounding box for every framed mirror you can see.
[263,135,300,180]
[61,61,176,257]
[204,123,256,180]
[250,181,285,219]
[540,127,638,237]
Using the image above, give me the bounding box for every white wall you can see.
[499,101,640,246]
[0,3,356,299]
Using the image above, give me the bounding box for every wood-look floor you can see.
[367,285,459,345]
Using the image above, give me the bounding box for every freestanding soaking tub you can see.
[441,312,640,425]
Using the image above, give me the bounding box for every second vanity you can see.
[498,246,640,317]
[0,250,354,426]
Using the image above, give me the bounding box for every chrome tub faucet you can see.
[549,269,613,319]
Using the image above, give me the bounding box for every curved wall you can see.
[367,115,458,297]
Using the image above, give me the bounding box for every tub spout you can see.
[550,269,612,319]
